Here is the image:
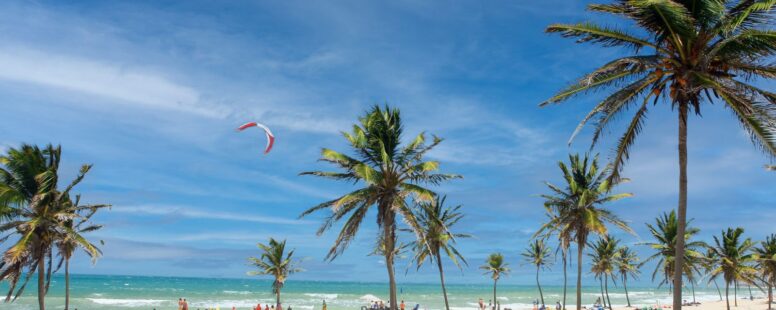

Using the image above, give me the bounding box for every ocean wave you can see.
[360,294,384,302]
[223,290,252,295]
[304,293,338,300]
[88,298,166,307]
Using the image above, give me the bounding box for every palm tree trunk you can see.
[65,257,70,310]
[38,256,46,310]
[384,214,398,310]
[276,288,281,309]
[714,279,723,301]
[768,284,772,310]
[604,275,612,310]
[493,278,498,310]
[600,278,606,308]
[734,280,738,307]
[435,252,450,310]
[748,285,753,300]
[726,282,730,310]
[537,266,545,306]
[563,251,568,310]
[577,240,583,310]
[623,274,631,307]
[673,102,689,310]
[691,279,696,304]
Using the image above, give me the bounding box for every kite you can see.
[237,122,275,154]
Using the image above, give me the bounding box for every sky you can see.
[0,0,774,286]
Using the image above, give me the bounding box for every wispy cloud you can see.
[113,205,307,225]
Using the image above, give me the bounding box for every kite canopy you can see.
[237,122,275,154]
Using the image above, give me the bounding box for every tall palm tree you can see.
[709,228,757,310]
[0,144,94,310]
[541,2,776,308]
[55,194,108,310]
[300,105,459,310]
[248,238,302,309]
[589,235,619,309]
[615,246,640,307]
[523,239,552,306]
[407,195,470,310]
[641,211,706,289]
[753,234,776,310]
[536,154,633,310]
[481,253,509,309]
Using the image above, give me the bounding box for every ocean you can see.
[0,274,752,310]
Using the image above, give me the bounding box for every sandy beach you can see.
[627,299,772,310]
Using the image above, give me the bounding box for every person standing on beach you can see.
[479,298,485,310]
[400,300,405,310]
[183,299,189,310]
[322,300,327,310]
[179,298,184,310]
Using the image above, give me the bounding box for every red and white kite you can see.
[237,122,275,154]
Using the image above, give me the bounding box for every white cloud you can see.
[0,47,227,118]
[113,204,307,225]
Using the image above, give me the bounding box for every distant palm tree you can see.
[753,234,776,310]
[300,105,459,310]
[542,1,776,308]
[523,239,552,306]
[55,194,109,310]
[481,253,509,308]
[248,238,302,309]
[536,154,633,310]
[709,228,757,310]
[641,211,705,288]
[766,165,775,171]
[536,210,572,310]
[615,246,640,307]
[0,144,94,310]
[407,196,470,310]
[701,249,724,301]
[589,235,619,309]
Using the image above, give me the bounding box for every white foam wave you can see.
[223,290,252,295]
[304,293,338,300]
[88,298,166,307]
[360,294,384,302]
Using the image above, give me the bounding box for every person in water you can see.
[322,300,327,310]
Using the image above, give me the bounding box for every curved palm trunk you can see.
[65,257,70,310]
[714,279,723,301]
[493,278,498,310]
[38,256,46,310]
[577,241,583,310]
[767,284,772,310]
[623,274,631,307]
[599,278,606,308]
[748,285,753,300]
[435,253,450,310]
[691,280,696,304]
[537,266,545,306]
[604,276,611,310]
[673,103,689,310]
[562,251,568,310]
[725,282,730,310]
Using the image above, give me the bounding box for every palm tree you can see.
[589,235,619,309]
[523,239,552,306]
[299,105,459,310]
[541,2,776,308]
[709,228,757,310]
[536,154,633,310]
[702,249,724,301]
[248,238,302,309]
[481,253,509,309]
[535,211,572,310]
[641,211,706,289]
[0,144,94,310]
[753,234,776,310]
[55,194,108,310]
[615,246,640,307]
[407,195,470,310]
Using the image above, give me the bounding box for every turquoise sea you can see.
[2,274,750,310]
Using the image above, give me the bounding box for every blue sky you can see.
[0,0,773,286]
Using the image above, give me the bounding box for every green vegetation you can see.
[248,238,302,309]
